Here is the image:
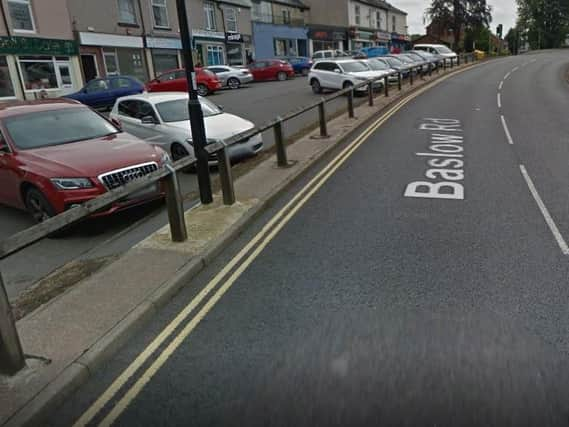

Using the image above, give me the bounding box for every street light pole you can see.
[176,0,213,205]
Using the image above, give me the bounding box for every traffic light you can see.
[497,24,503,38]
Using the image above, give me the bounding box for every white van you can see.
[414,44,458,61]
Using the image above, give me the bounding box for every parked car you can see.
[64,75,144,110]
[373,56,412,78]
[308,59,384,94]
[0,99,169,223]
[110,92,263,163]
[408,50,443,70]
[206,65,253,89]
[359,46,389,58]
[278,56,313,75]
[312,50,351,60]
[146,68,222,96]
[399,52,428,71]
[363,59,399,83]
[414,44,458,63]
[247,60,295,81]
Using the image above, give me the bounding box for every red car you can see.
[146,67,222,96]
[0,99,169,223]
[248,60,295,81]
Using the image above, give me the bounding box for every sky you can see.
[396,0,518,35]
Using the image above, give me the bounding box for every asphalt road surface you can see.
[0,75,351,301]
[47,50,569,426]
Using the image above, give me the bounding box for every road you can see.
[47,51,569,425]
[0,75,351,302]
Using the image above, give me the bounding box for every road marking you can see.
[500,115,514,145]
[504,71,511,80]
[497,93,502,108]
[512,66,519,73]
[498,81,504,91]
[73,63,485,427]
[520,165,569,255]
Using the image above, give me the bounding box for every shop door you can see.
[81,55,98,83]
[55,62,76,95]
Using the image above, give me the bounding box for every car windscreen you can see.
[4,108,119,150]
[155,98,222,123]
[436,45,453,54]
[341,61,370,73]
[367,60,390,71]
[386,57,404,67]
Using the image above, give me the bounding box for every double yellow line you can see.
[74,66,473,427]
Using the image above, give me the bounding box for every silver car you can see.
[206,65,254,89]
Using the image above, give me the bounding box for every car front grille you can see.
[99,162,159,190]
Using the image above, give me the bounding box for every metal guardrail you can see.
[0,52,476,375]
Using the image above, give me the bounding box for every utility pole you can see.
[176,0,213,205]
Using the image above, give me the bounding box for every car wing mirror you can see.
[217,104,224,111]
[0,140,10,155]
[141,116,158,125]
[110,117,122,130]
[334,69,342,74]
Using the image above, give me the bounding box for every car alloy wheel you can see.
[25,187,55,223]
[227,77,240,89]
[197,84,209,96]
[311,79,322,94]
[277,72,287,81]
[171,143,190,161]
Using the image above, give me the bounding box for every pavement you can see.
[0,76,352,304]
[0,58,462,426]
[30,50,569,426]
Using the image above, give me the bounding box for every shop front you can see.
[225,32,252,66]
[0,35,81,100]
[252,22,308,59]
[192,29,226,67]
[391,33,411,52]
[375,31,392,48]
[308,26,347,55]
[145,37,182,77]
[78,32,148,83]
[348,28,375,50]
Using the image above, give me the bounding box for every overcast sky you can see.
[397,0,518,35]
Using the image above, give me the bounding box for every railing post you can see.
[0,270,25,376]
[273,118,288,166]
[429,63,433,77]
[450,57,454,69]
[217,145,235,206]
[318,99,328,137]
[443,59,447,71]
[384,76,389,97]
[398,72,402,91]
[164,165,188,242]
[457,55,461,66]
[367,81,374,106]
[347,88,355,119]
[410,67,414,85]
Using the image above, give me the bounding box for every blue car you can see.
[278,56,313,75]
[359,46,389,58]
[65,75,144,110]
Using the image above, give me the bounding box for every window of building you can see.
[152,0,169,28]
[225,8,238,32]
[8,0,35,32]
[206,45,224,65]
[103,50,120,75]
[376,11,382,29]
[392,15,396,32]
[282,9,291,25]
[204,2,216,30]
[118,0,137,24]
[354,5,360,26]
[0,57,15,98]
[251,1,272,23]
[19,56,61,90]
[152,49,179,75]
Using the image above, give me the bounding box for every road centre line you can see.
[512,66,520,72]
[520,165,569,256]
[504,71,511,80]
[500,115,514,145]
[72,63,485,427]
[497,93,502,108]
[498,81,504,91]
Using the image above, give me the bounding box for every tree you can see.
[505,28,520,54]
[426,0,493,51]
[517,0,569,49]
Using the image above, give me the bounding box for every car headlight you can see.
[355,76,368,81]
[51,178,94,190]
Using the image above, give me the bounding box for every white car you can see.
[206,65,254,89]
[110,92,263,162]
[312,50,351,60]
[414,44,458,63]
[308,59,385,94]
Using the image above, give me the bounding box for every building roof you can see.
[267,0,310,10]
[216,0,253,8]
[356,0,408,16]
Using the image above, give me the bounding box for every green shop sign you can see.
[0,36,78,56]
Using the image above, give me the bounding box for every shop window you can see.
[118,0,137,25]
[204,2,216,30]
[274,39,297,57]
[206,46,224,66]
[19,57,57,90]
[117,49,147,82]
[225,8,237,32]
[152,0,169,28]
[8,0,35,32]
[104,50,120,75]
[0,56,15,98]
[152,50,179,75]
[354,5,360,26]
[227,44,243,66]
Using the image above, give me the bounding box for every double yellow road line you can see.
[74,65,475,427]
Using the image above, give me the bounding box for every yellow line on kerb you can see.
[74,63,477,427]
